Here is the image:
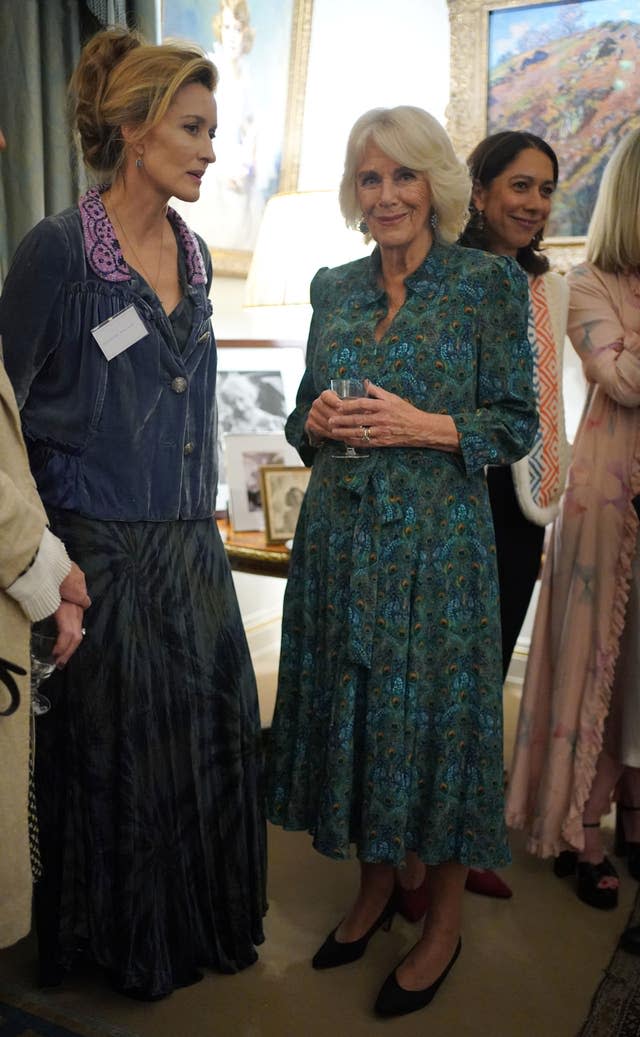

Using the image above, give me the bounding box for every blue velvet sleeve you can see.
[0,217,69,409]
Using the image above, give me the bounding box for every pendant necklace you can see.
[110,202,166,297]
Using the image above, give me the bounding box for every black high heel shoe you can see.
[312,893,395,970]
[374,937,462,1018]
[576,822,619,910]
[553,823,619,909]
[576,857,619,910]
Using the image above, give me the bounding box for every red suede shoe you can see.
[465,868,513,899]
[395,875,429,922]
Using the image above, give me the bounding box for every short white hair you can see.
[339,106,470,244]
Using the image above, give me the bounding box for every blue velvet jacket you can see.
[0,187,217,521]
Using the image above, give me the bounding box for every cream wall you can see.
[212,0,452,343]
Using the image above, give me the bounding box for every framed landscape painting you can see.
[447,0,640,266]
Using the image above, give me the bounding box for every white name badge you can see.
[91,305,148,361]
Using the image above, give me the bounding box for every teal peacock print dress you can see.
[267,242,537,868]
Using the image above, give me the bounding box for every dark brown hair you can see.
[458,131,559,276]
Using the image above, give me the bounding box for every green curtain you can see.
[0,0,157,285]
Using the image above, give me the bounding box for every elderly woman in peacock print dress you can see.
[267,105,537,1019]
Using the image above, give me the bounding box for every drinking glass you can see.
[329,378,369,459]
[30,617,58,716]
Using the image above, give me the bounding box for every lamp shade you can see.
[244,190,372,308]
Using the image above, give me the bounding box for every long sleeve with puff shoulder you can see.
[286,245,536,472]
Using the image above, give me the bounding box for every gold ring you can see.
[361,426,371,442]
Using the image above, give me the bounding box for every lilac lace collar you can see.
[79,185,207,286]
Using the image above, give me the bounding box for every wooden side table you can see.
[216,518,291,578]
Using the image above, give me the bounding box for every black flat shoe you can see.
[374,937,462,1018]
[553,850,577,878]
[576,857,619,910]
[312,894,395,970]
[620,925,640,955]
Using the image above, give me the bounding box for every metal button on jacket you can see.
[171,376,188,393]
[183,441,195,455]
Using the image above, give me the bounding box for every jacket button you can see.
[171,376,188,393]
[183,441,195,455]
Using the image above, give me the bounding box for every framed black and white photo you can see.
[260,464,312,542]
[215,342,305,514]
[224,433,302,531]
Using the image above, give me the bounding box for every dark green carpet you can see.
[581,888,640,1036]
[0,990,135,1037]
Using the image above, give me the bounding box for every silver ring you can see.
[361,426,371,442]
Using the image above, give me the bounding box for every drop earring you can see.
[359,216,369,234]
[469,205,485,231]
[135,155,143,169]
[429,209,439,230]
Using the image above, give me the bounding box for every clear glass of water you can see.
[30,617,58,716]
[329,378,369,459]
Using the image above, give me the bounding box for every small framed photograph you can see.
[224,433,302,531]
[259,464,312,542]
[215,342,305,514]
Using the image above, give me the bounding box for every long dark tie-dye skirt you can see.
[34,509,266,999]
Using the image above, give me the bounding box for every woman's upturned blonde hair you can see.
[339,106,470,245]
[69,27,218,183]
[586,128,640,273]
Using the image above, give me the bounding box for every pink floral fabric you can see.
[506,263,640,856]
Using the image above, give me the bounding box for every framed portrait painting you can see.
[447,0,640,268]
[161,0,313,276]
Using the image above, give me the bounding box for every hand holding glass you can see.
[329,378,369,459]
[30,617,58,716]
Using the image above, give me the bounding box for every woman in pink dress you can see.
[506,128,640,917]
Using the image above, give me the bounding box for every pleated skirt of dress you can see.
[34,509,267,999]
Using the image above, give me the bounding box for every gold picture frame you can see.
[446,0,640,273]
[162,0,314,278]
[259,464,311,543]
